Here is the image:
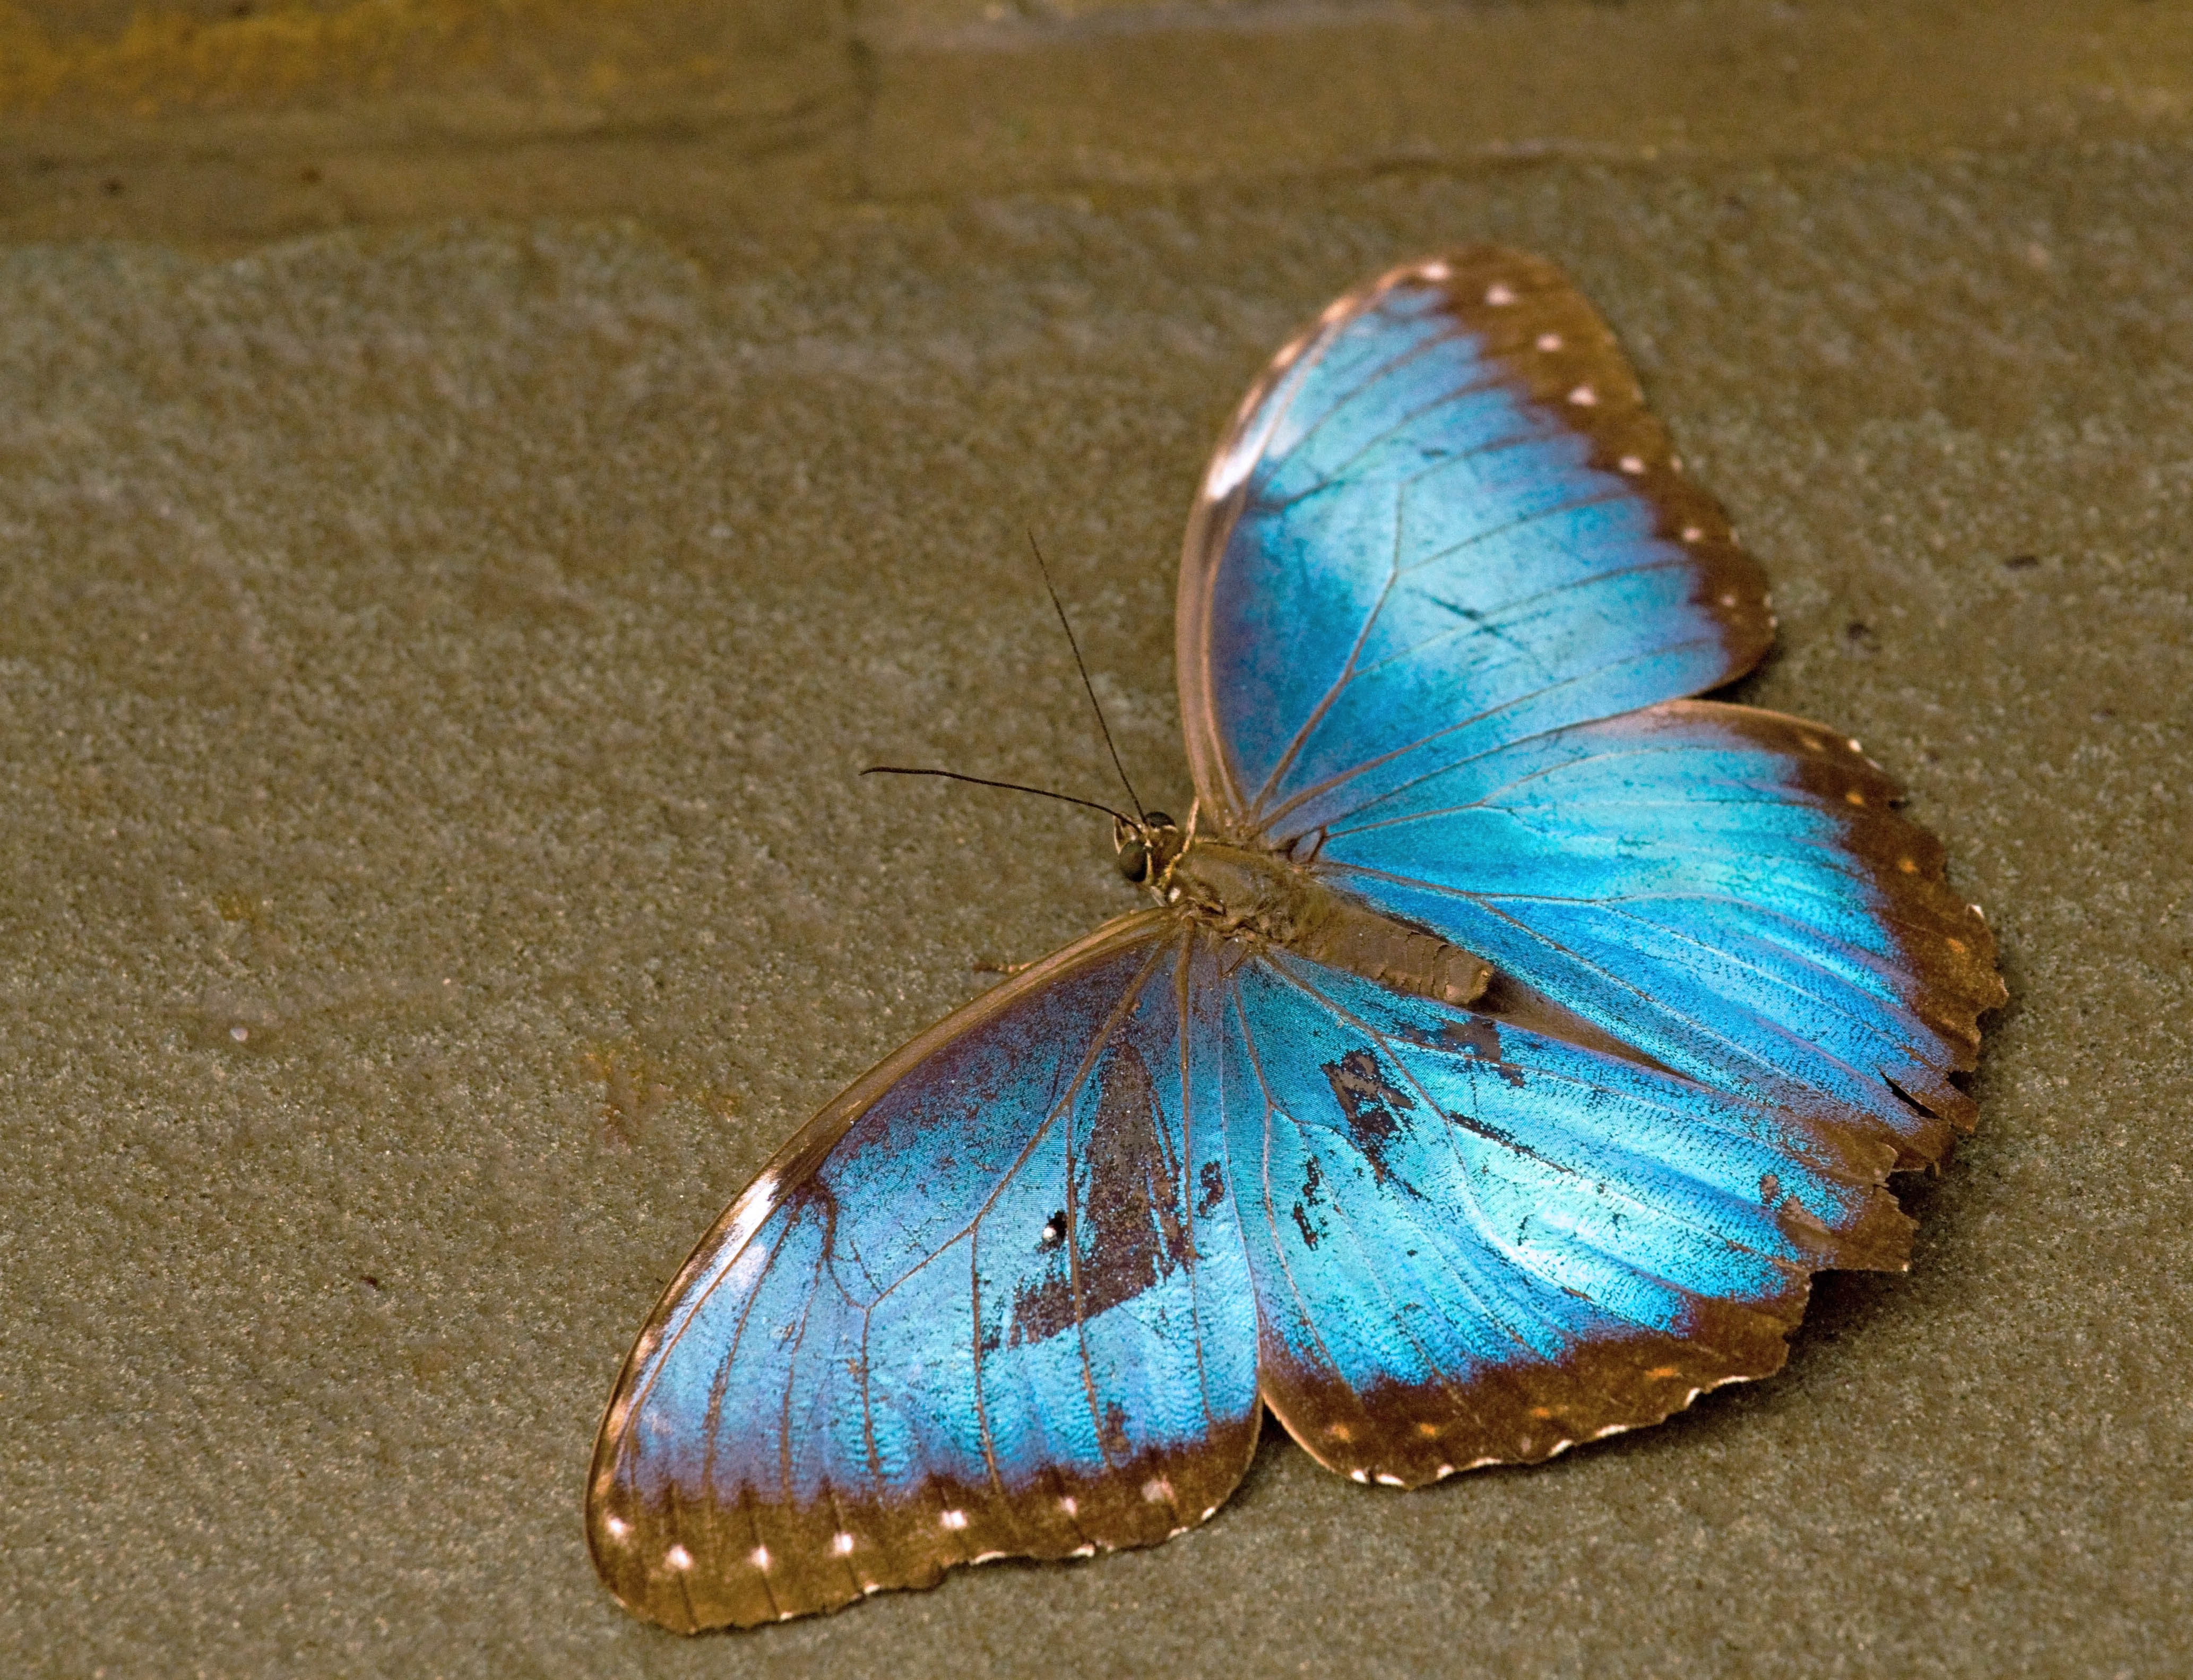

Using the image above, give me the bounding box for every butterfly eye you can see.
[1132,812,1186,882]
[1116,838,1150,883]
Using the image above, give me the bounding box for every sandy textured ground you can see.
[2,3,2188,1675]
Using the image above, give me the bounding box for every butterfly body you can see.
[588,248,2002,1633]
[1137,825,1495,1010]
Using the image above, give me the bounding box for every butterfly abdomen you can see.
[1169,840,1492,1007]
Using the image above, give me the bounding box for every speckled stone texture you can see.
[1,4,2188,1676]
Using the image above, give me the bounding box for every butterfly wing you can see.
[1301,702,2003,1169]
[1179,246,1772,832]
[588,912,1258,1631]
[1216,943,1914,1483]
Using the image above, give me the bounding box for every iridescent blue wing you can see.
[1216,943,1915,1483]
[1303,703,2004,1172]
[586,914,1258,1631]
[1179,247,1773,833]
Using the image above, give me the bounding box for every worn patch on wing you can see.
[1323,1048,1418,1185]
[1011,1045,1190,1345]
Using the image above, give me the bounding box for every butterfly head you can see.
[1113,810,1188,891]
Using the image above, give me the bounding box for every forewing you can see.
[588,911,1258,1631]
[1218,941,1915,1484]
[1179,247,1772,833]
[1305,701,2004,1169]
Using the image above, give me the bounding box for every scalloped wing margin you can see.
[586,912,1260,1631]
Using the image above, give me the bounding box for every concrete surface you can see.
[1,3,2187,1675]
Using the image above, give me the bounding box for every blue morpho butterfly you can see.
[586,249,2004,1631]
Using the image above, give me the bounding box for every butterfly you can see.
[585,248,2004,1632]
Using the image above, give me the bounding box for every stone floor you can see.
[2,3,2188,1675]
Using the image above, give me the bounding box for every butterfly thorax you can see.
[1161,837,1494,1010]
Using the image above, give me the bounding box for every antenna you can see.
[860,766,1134,826]
[1025,532,1146,822]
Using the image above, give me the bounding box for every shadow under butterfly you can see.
[585,248,2005,1632]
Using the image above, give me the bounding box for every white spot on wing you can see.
[1375,1474,1406,1487]
[664,1545,693,1571]
[832,1532,855,1555]
[1419,260,1451,280]
[1568,385,1598,406]
[1536,332,1562,351]
[940,1509,968,1530]
[1350,1469,1369,1483]
[1058,1495,1078,1515]
[603,1515,630,1540]
[751,1545,770,1569]
[1618,454,1644,475]
[1486,282,1516,305]
[1142,1478,1172,1503]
